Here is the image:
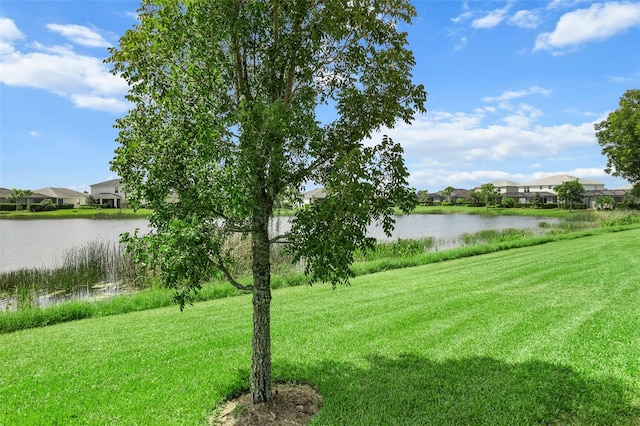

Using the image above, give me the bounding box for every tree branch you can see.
[216,260,253,291]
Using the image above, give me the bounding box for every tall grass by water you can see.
[0,229,638,424]
[0,241,148,310]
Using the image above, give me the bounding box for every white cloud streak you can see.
[472,4,513,29]
[535,2,640,52]
[509,9,541,29]
[482,86,552,103]
[46,23,111,48]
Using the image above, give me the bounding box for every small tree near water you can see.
[107,0,426,405]
[556,179,585,212]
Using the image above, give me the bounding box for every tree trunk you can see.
[251,211,272,404]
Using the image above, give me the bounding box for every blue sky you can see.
[1,1,639,193]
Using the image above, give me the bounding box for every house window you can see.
[115,187,119,194]
[524,187,529,193]
[539,186,543,190]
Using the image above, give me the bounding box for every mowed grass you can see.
[1,230,639,425]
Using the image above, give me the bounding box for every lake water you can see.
[0,214,560,272]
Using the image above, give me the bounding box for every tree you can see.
[442,186,454,204]
[533,192,542,209]
[10,188,27,211]
[595,89,640,185]
[107,0,426,404]
[595,195,615,210]
[464,190,479,207]
[555,179,584,212]
[416,190,429,205]
[478,183,497,209]
[23,190,33,212]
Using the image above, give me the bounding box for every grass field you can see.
[1,228,638,424]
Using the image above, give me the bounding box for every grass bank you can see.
[0,208,152,219]
[1,229,639,424]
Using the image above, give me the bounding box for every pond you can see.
[0,214,561,273]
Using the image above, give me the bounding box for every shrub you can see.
[500,197,516,208]
[0,203,17,211]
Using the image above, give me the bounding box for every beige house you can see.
[302,188,327,205]
[518,174,605,194]
[489,180,520,195]
[90,179,126,208]
[34,187,88,207]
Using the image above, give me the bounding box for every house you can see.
[90,178,126,208]
[430,188,470,204]
[518,174,605,194]
[0,188,12,203]
[34,187,88,207]
[489,180,520,195]
[0,187,53,206]
[302,188,327,205]
[583,184,634,209]
[514,174,605,206]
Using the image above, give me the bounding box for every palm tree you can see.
[443,186,454,204]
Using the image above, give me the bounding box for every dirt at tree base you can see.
[212,383,323,426]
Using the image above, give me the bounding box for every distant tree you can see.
[23,190,33,211]
[464,190,479,206]
[595,195,615,210]
[479,183,497,209]
[442,186,454,203]
[416,190,429,205]
[10,188,26,211]
[556,179,585,212]
[107,0,426,404]
[500,197,516,208]
[533,192,542,208]
[595,89,640,186]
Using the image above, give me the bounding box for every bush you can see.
[59,204,75,209]
[500,197,516,208]
[0,203,17,211]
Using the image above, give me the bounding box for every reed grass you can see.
[0,241,150,309]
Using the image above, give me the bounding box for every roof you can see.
[519,174,603,187]
[34,187,87,198]
[433,188,470,197]
[90,178,121,187]
[491,180,520,187]
[303,188,326,199]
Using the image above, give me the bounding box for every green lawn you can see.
[1,229,639,425]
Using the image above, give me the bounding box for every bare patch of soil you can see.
[212,383,323,426]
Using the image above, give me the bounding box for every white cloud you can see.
[0,17,25,53]
[72,94,129,113]
[509,10,541,29]
[370,100,601,190]
[451,2,473,23]
[29,130,42,137]
[0,18,129,113]
[472,4,513,29]
[454,36,468,51]
[535,2,640,52]
[482,86,552,103]
[46,23,111,48]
